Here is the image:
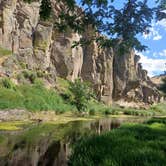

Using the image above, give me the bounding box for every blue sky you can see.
[76,0,166,77]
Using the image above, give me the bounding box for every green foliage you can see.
[39,0,52,20]
[123,109,155,116]
[0,47,12,57]
[55,0,155,52]
[69,79,94,112]
[23,0,51,20]
[0,78,15,90]
[89,109,96,115]
[23,0,34,3]
[0,80,75,112]
[69,118,166,166]
[22,70,37,83]
[156,0,166,20]
[104,108,112,115]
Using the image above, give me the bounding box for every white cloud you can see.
[159,49,166,57]
[143,26,162,41]
[152,50,166,58]
[157,19,166,30]
[153,34,162,40]
[137,52,166,77]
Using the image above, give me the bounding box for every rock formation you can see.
[0,0,162,106]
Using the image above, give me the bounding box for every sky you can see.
[76,0,166,77]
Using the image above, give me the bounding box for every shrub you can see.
[69,79,94,112]
[22,70,37,83]
[89,109,96,115]
[104,108,112,115]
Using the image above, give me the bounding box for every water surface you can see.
[0,117,148,166]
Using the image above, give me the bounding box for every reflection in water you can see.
[0,117,147,166]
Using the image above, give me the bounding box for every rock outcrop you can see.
[0,0,162,106]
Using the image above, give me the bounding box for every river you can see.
[0,116,148,166]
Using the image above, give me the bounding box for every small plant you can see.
[104,108,112,115]
[0,78,15,90]
[89,109,96,115]
[22,70,37,83]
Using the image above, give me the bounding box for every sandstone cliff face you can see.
[113,50,161,104]
[0,0,161,106]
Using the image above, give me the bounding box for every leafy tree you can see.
[69,79,94,112]
[24,0,51,20]
[39,0,52,20]
[23,0,164,52]
[156,0,166,20]
[55,0,155,52]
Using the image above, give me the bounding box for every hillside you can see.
[0,0,162,108]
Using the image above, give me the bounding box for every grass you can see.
[0,121,31,131]
[0,78,76,112]
[0,78,165,118]
[69,117,166,166]
[0,47,12,57]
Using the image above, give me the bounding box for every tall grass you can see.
[69,118,166,166]
[0,79,75,112]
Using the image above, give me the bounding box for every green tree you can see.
[23,0,164,52]
[156,0,166,20]
[39,0,52,20]
[24,0,51,20]
[69,79,93,112]
[56,0,154,52]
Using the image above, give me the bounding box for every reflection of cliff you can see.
[0,0,162,105]
[38,141,70,166]
[90,119,121,134]
[0,118,126,166]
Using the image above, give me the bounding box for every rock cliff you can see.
[0,0,161,106]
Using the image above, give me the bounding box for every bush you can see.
[104,108,112,115]
[22,70,37,83]
[69,79,94,112]
[89,109,96,115]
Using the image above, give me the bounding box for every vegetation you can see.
[0,47,12,57]
[69,117,166,166]
[22,0,165,52]
[0,78,165,116]
[23,0,52,20]
[69,79,94,112]
[0,121,30,131]
[0,78,75,112]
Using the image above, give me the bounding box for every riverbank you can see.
[0,110,143,131]
[69,117,166,166]
[0,115,165,166]
[0,107,166,131]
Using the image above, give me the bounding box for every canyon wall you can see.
[0,0,161,106]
